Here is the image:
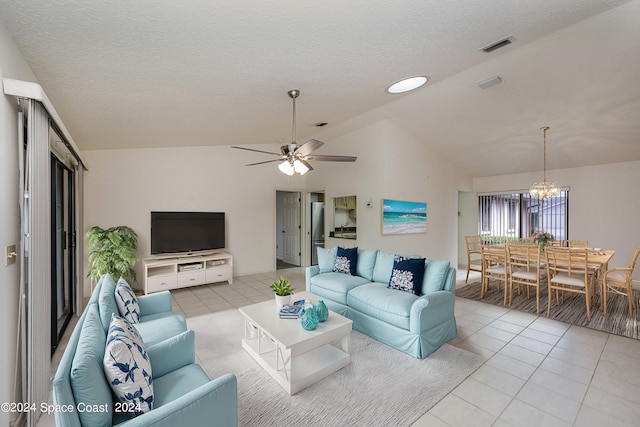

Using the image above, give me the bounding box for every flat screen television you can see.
[151,211,225,255]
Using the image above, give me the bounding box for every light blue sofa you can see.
[53,274,238,426]
[306,248,457,359]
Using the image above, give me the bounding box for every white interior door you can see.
[282,192,301,265]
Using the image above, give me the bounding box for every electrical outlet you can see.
[5,244,17,266]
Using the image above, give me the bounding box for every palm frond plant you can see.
[86,225,139,284]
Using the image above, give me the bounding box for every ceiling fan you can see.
[232,89,356,175]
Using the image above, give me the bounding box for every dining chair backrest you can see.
[566,240,589,248]
[519,237,535,244]
[507,243,541,273]
[545,247,589,280]
[482,244,507,268]
[625,247,640,279]
[465,235,482,253]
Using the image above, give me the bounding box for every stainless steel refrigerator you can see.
[311,202,325,265]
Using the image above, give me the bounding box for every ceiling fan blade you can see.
[294,139,324,156]
[299,159,314,172]
[231,146,282,156]
[306,154,357,162]
[245,159,283,166]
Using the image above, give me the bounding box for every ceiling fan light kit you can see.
[232,89,356,175]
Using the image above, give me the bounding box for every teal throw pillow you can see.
[356,249,378,280]
[421,260,451,294]
[317,246,337,273]
[372,250,395,283]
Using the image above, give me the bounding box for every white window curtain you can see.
[25,99,51,426]
[4,78,87,427]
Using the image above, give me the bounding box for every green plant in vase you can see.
[270,275,295,296]
[86,225,139,284]
[270,275,295,310]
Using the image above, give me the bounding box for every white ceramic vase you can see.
[275,294,292,312]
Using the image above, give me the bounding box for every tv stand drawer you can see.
[177,270,206,287]
[147,275,178,293]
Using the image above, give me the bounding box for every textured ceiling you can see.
[0,0,638,177]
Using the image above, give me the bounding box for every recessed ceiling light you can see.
[386,76,429,94]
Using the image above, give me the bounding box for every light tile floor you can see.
[39,268,640,426]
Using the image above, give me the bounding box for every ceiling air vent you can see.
[480,36,516,53]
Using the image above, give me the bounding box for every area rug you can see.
[456,281,640,339]
[237,331,483,426]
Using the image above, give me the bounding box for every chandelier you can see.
[529,126,559,199]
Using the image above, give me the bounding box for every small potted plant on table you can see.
[270,275,295,309]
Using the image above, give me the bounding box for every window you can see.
[478,191,568,243]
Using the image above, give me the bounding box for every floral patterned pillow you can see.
[388,255,426,295]
[115,277,141,323]
[103,314,153,416]
[333,246,358,275]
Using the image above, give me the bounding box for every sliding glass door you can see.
[50,153,75,353]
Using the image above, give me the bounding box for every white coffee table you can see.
[239,291,352,395]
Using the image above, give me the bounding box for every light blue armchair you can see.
[53,276,237,426]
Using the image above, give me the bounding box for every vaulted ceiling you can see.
[1,0,638,177]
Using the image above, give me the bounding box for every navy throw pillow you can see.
[388,255,426,295]
[334,246,358,275]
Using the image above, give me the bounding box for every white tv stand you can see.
[142,250,233,294]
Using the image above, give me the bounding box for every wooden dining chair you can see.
[481,244,508,303]
[545,247,594,320]
[507,243,547,313]
[602,247,640,318]
[566,240,589,248]
[464,235,483,283]
[519,237,535,244]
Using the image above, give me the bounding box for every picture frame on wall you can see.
[382,199,427,235]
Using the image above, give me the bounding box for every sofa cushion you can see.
[388,256,426,295]
[317,246,338,273]
[334,246,358,275]
[347,283,418,330]
[421,260,451,294]
[70,304,112,427]
[309,272,370,305]
[356,249,378,281]
[372,250,395,283]
[104,315,154,415]
[116,277,141,323]
[98,273,120,333]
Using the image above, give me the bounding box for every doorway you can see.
[276,191,301,269]
[309,192,325,265]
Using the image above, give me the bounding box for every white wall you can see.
[307,120,459,264]
[82,145,308,291]
[472,160,640,282]
[0,20,38,427]
[83,119,461,294]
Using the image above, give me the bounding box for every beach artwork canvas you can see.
[382,199,427,235]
